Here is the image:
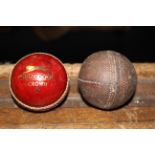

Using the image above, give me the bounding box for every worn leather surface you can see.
[79,51,137,110]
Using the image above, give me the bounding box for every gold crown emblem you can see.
[25,66,48,73]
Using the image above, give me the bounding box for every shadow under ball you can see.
[78,50,137,110]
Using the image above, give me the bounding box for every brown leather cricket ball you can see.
[78,50,137,110]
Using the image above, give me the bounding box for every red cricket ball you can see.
[9,52,69,112]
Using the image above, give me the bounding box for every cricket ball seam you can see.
[110,51,117,108]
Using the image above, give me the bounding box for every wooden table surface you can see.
[0,63,155,128]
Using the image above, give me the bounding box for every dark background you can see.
[0,26,155,63]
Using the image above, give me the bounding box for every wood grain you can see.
[0,63,155,128]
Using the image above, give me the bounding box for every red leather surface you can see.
[11,53,68,108]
